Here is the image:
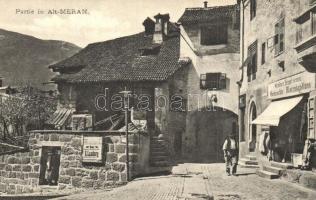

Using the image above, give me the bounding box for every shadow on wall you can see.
[183,106,238,163]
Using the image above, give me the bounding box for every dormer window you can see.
[200,25,228,46]
[140,44,161,56]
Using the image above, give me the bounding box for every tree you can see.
[0,86,57,141]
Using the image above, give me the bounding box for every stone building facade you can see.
[178,3,240,162]
[0,131,147,194]
[239,0,316,175]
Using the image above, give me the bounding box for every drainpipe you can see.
[237,0,245,87]
[237,0,245,146]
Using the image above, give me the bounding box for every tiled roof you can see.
[178,4,238,25]
[50,26,183,83]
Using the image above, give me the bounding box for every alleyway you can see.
[54,163,316,200]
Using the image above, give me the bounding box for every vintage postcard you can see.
[0,0,316,199]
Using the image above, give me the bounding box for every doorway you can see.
[249,102,257,152]
[39,146,61,185]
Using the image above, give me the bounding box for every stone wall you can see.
[0,131,149,195]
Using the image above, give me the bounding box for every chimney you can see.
[153,13,170,44]
[143,17,155,35]
[0,77,3,87]
[204,1,208,8]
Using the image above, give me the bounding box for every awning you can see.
[46,108,74,128]
[252,96,303,126]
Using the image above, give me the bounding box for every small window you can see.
[247,41,258,82]
[200,73,226,90]
[261,42,266,65]
[200,25,228,45]
[250,0,256,20]
[275,18,285,56]
[141,45,161,56]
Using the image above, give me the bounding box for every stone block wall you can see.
[0,131,149,195]
[0,149,41,194]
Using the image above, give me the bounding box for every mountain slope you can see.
[0,28,81,90]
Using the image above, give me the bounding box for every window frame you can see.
[275,18,285,57]
[247,40,258,82]
[261,42,266,65]
[200,73,227,90]
[250,0,257,21]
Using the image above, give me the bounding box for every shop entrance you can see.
[39,146,61,186]
[249,102,257,152]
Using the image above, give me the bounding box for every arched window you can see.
[249,102,257,152]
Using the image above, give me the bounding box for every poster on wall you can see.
[82,136,103,163]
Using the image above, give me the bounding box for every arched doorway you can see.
[249,102,257,152]
[183,107,238,163]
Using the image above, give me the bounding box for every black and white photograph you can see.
[0,0,316,199]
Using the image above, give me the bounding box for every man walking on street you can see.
[223,133,239,176]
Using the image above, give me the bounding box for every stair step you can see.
[238,162,259,168]
[151,151,168,156]
[263,165,284,175]
[246,155,257,161]
[151,155,169,162]
[271,161,293,169]
[151,145,167,150]
[239,158,258,165]
[256,170,279,179]
[151,140,166,145]
[150,161,171,167]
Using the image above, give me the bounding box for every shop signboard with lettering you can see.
[268,72,316,99]
[82,136,103,163]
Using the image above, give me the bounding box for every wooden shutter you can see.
[261,42,266,64]
[279,19,285,53]
[275,22,280,55]
[219,73,227,90]
[308,96,316,139]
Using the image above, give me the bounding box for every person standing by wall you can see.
[223,133,239,176]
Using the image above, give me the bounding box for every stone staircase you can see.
[256,161,293,179]
[150,136,171,167]
[239,154,259,168]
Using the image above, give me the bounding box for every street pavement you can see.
[54,163,316,200]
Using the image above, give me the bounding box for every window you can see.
[250,0,256,20]
[141,45,161,56]
[275,18,285,56]
[200,25,228,45]
[261,42,266,65]
[247,41,258,82]
[200,73,226,90]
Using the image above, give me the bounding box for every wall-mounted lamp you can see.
[278,60,285,71]
[267,69,271,77]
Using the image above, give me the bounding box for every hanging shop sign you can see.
[268,72,315,99]
[82,136,103,163]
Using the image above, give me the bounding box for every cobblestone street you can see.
[54,163,316,200]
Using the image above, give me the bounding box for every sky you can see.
[0,0,236,47]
